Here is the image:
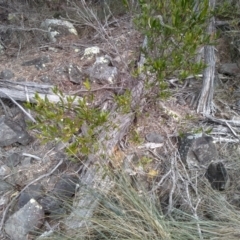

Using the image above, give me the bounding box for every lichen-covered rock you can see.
[5,199,44,240]
[178,133,218,169]
[40,19,78,43]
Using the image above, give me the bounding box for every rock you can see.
[39,195,65,218]
[178,133,218,169]
[53,175,79,200]
[0,179,13,193]
[22,55,50,70]
[20,156,32,166]
[0,165,11,176]
[82,46,100,60]
[40,75,51,83]
[5,152,22,167]
[40,19,78,43]
[0,195,8,207]
[18,184,44,208]
[145,132,164,143]
[86,55,118,84]
[0,69,14,79]
[218,63,240,76]
[67,64,84,84]
[0,116,32,146]
[5,199,44,240]
[205,162,230,191]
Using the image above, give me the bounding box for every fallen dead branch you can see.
[196,0,216,115]
[0,80,82,104]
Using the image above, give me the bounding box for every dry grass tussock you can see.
[35,142,240,240]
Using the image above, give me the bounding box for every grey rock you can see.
[0,179,13,193]
[0,119,13,146]
[6,153,22,167]
[5,199,44,240]
[39,195,65,218]
[22,55,50,70]
[145,132,164,143]
[178,133,218,169]
[205,162,230,191]
[219,63,240,76]
[0,116,32,146]
[0,164,11,176]
[53,175,79,200]
[21,157,32,166]
[40,75,51,83]
[18,184,44,208]
[87,55,118,84]
[40,19,78,43]
[67,64,84,84]
[55,66,65,75]
[0,69,14,79]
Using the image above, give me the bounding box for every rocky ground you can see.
[1,1,240,239]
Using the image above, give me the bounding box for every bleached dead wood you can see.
[0,80,82,104]
[196,0,216,115]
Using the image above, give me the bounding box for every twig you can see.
[212,137,239,143]
[0,90,36,123]
[149,169,171,193]
[205,114,240,140]
[22,153,42,161]
[205,114,240,127]
[167,154,177,215]
[0,159,63,232]
[185,182,203,240]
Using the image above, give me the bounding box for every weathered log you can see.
[196,0,216,115]
[0,80,82,104]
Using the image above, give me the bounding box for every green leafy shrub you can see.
[135,0,212,97]
[25,87,109,157]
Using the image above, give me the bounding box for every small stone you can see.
[40,75,51,83]
[18,184,44,208]
[0,69,14,79]
[39,195,65,218]
[67,64,84,84]
[21,157,32,166]
[219,63,240,76]
[0,195,8,206]
[6,153,22,167]
[0,179,13,192]
[145,132,164,143]
[53,175,79,200]
[0,165,11,176]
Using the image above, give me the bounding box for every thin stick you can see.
[0,90,36,123]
